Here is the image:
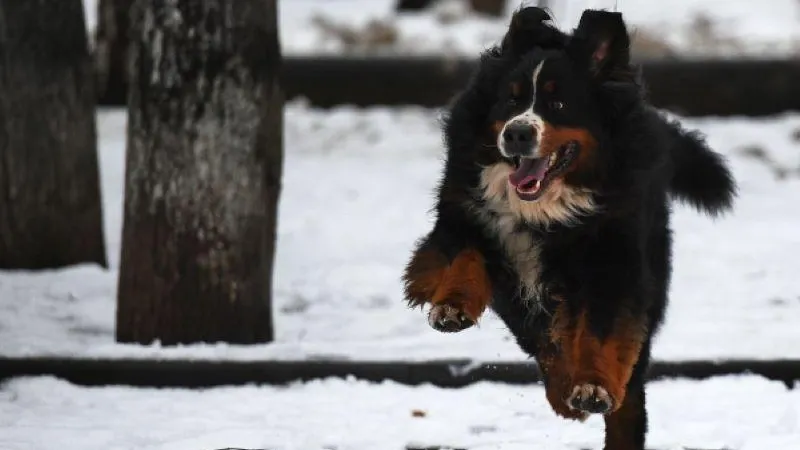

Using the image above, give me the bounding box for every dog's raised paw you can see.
[427,304,475,333]
[566,383,613,414]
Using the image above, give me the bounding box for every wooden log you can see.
[2,357,800,388]
[98,55,800,117]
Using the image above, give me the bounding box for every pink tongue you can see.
[509,158,549,188]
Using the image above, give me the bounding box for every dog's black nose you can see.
[502,122,535,155]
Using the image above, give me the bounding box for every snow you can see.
[2,0,798,364]
[81,0,800,57]
[1,102,799,362]
[1,374,799,450]
[273,0,800,57]
[6,4,795,450]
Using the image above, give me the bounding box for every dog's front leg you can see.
[403,238,492,332]
[402,207,494,333]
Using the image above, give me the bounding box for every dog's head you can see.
[474,8,641,224]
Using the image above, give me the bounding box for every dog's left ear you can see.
[500,7,568,57]
[568,9,631,80]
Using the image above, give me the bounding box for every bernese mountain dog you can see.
[402,7,736,450]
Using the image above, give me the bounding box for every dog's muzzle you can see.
[501,121,537,157]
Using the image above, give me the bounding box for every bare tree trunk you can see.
[116,0,282,345]
[468,0,506,16]
[0,0,107,270]
[396,0,507,16]
[94,0,134,105]
[395,0,435,11]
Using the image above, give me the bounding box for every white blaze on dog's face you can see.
[496,61,546,158]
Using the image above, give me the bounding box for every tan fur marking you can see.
[430,249,492,321]
[403,250,449,308]
[540,123,598,176]
[538,350,589,421]
[549,306,647,413]
[403,248,492,322]
[492,120,505,136]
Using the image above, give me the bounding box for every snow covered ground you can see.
[1,103,799,362]
[80,0,800,58]
[273,0,800,58]
[1,3,795,450]
[2,374,799,450]
[1,0,798,366]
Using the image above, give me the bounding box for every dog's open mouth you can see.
[508,141,579,201]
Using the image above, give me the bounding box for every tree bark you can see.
[116,0,282,345]
[94,0,134,106]
[467,0,506,16]
[395,0,435,11]
[0,0,107,269]
[396,0,507,16]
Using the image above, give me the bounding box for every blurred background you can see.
[1,1,799,449]
[270,0,799,57]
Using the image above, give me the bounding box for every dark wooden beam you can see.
[99,56,800,117]
[2,357,800,388]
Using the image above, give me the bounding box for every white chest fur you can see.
[467,162,596,307]
[467,193,545,307]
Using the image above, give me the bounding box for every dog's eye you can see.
[550,101,565,110]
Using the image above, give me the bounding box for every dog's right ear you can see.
[567,9,632,80]
[500,7,568,56]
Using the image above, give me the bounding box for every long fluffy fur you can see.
[402,7,736,450]
[663,119,737,216]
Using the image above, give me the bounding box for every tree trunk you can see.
[467,0,506,16]
[0,0,107,269]
[116,0,282,345]
[395,0,435,11]
[94,0,134,106]
[396,0,507,16]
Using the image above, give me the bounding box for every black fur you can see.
[663,119,737,216]
[403,8,735,450]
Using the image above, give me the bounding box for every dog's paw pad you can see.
[566,383,613,414]
[427,304,474,333]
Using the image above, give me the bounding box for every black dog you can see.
[402,7,736,450]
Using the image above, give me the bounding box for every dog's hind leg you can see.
[536,345,590,421]
[551,303,648,418]
[602,341,651,450]
[489,294,590,421]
